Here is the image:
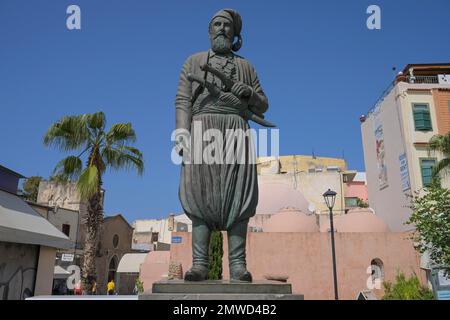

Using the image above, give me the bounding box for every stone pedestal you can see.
[139,280,304,300]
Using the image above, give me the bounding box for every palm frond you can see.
[123,146,143,158]
[44,115,89,151]
[432,158,450,177]
[106,123,136,144]
[77,165,100,200]
[84,111,106,130]
[429,134,450,157]
[53,156,83,180]
[102,145,144,175]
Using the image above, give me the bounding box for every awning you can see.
[0,189,72,249]
[54,265,71,279]
[117,253,148,273]
[131,242,152,251]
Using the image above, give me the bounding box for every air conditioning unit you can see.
[438,74,450,84]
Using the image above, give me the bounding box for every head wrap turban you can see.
[209,8,243,52]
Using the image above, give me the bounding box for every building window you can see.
[412,103,432,131]
[151,232,159,243]
[112,234,119,248]
[176,223,188,232]
[420,158,436,187]
[345,197,358,208]
[370,258,384,284]
[62,224,70,237]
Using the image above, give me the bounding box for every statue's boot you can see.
[184,216,210,281]
[228,219,252,282]
[184,265,208,281]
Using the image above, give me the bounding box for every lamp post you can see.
[323,189,339,300]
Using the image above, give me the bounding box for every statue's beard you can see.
[210,34,232,54]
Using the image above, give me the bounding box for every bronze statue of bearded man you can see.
[174,8,269,282]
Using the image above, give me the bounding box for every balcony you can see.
[405,75,439,84]
[364,64,450,118]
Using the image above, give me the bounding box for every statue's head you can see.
[209,9,242,54]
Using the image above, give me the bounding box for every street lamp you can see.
[323,188,339,300]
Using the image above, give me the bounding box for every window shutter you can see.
[413,104,432,131]
[421,159,436,187]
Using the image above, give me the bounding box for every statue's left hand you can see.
[231,82,252,99]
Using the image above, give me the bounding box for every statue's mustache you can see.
[214,33,231,40]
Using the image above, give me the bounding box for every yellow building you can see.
[258,155,347,174]
[256,155,357,215]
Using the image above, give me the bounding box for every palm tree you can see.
[44,111,144,293]
[428,132,450,178]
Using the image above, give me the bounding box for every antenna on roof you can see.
[312,148,316,159]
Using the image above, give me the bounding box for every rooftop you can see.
[257,155,348,174]
[0,164,25,179]
[362,63,450,120]
[399,63,450,76]
[0,189,72,248]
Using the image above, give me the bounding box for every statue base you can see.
[139,279,304,300]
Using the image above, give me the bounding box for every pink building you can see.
[168,229,422,300]
[139,251,170,292]
[139,170,426,299]
[140,208,425,299]
[344,172,369,209]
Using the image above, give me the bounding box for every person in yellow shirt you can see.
[91,280,97,295]
[107,279,115,295]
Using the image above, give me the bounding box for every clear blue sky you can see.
[1,0,449,222]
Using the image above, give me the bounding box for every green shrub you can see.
[135,278,144,294]
[208,231,223,280]
[382,272,434,300]
[406,181,450,273]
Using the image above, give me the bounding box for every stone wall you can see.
[37,181,83,211]
[0,241,39,300]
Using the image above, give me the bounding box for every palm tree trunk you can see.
[80,190,103,294]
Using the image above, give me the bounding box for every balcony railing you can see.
[405,75,439,84]
[365,74,446,118]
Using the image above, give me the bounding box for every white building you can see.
[361,63,450,231]
[132,214,192,250]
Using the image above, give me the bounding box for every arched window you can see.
[108,255,118,282]
[113,234,119,248]
[370,258,384,284]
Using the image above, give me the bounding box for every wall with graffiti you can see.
[372,105,388,190]
[0,241,38,300]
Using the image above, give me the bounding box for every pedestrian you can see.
[74,280,82,295]
[91,279,97,295]
[107,279,115,295]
